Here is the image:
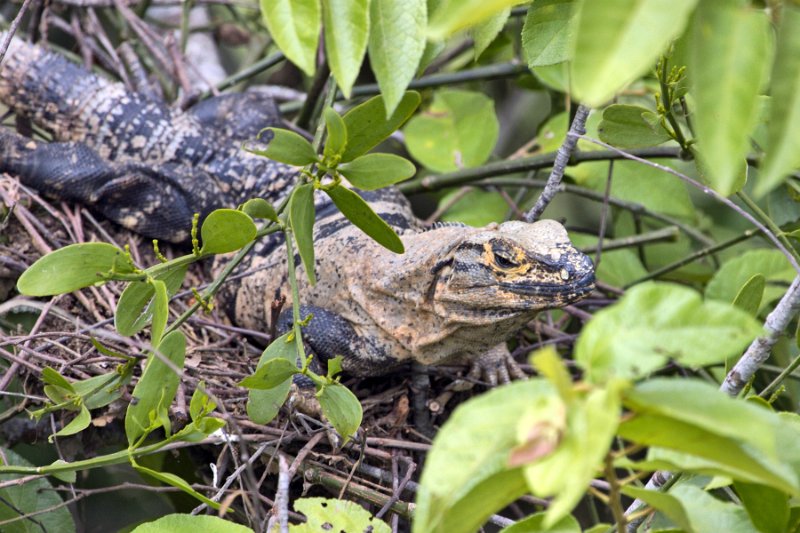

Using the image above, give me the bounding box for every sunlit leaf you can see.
[522,0,576,67]
[570,0,698,106]
[755,5,800,197]
[294,498,390,533]
[426,0,525,41]
[322,0,370,98]
[260,0,320,76]
[690,2,772,196]
[368,0,427,115]
[472,8,510,60]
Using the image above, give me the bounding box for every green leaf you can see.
[338,153,416,190]
[625,379,780,457]
[621,486,693,533]
[597,104,672,148]
[426,0,525,41]
[259,0,320,76]
[499,512,580,533]
[246,334,297,424]
[134,466,222,511]
[439,189,508,227]
[690,3,772,196]
[575,282,763,383]
[706,249,795,311]
[241,198,278,222]
[294,497,390,533]
[17,242,135,296]
[116,264,187,336]
[149,279,168,347]
[735,481,790,533]
[521,0,576,67]
[189,382,216,422]
[404,89,498,172]
[322,107,348,162]
[732,274,765,317]
[317,382,362,443]
[322,0,369,98]
[669,484,759,533]
[253,128,319,166]
[472,8,510,60]
[325,185,404,253]
[414,380,553,533]
[125,331,186,446]
[368,0,427,115]
[240,358,299,389]
[200,209,257,255]
[755,6,800,197]
[42,366,76,392]
[73,372,130,410]
[51,406,91,441]
[132,514,252,533]
[570,0,698,106]
[0,448,77,532]
[341,91,421,162]
[290,184,317,285]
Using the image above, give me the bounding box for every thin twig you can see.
[0,0,34,65]
[525,105,591,222]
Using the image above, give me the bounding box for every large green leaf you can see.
[575,282,762,383]
[621,486,693,533]
[322,0,370,98]
[499,513,581,533]
[17,242,135,296]
[338,153,416,190]
[260,0,320,76]
[404,89,498,172]
[0,448,77,533]
[413,380,554,533]
[597,104,672,148]
[341,91,421,162]
[690,3,772,196]
[426,0,526,41]
[734,481,790,533]
[325,185,404,253]
[669,484,759,533]
[570,0,698,106]
[755,6,800,197]
[368,0,426,115]
[132,514,252,533]
[125,331,186,446]
[294,498,390,533]
[705,249,795,310]
[245,334,297,425]
[522,0,576,67]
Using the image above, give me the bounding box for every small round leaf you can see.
[200,209,257,255]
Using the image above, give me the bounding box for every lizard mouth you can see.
[499,269,596,299]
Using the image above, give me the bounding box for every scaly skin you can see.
[0,33,595,380]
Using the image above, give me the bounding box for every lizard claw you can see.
[449,344,528,391]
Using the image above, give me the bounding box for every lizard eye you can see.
[493,252,519,269]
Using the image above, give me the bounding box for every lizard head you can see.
[433,219,595,315]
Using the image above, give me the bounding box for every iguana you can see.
[0,34,595,383]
